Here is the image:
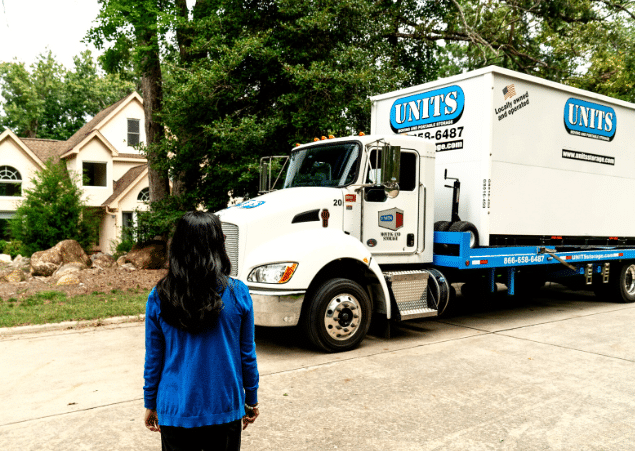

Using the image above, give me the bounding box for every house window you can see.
[128,119,140,146]
[122,211,135,242]
[0,166,22,197]
[137,187,150,202]
[122,211,135,228]
[83,162,107,187]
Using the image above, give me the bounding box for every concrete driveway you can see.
[1,283,634,450]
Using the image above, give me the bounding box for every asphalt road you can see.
[1,283,634,450]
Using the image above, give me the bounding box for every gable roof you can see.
[0,129,47,169]
[20,138,69,164]
[102,164,148,208]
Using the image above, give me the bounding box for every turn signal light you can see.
[359,132,365,136]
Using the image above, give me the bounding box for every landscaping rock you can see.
[30,240,90,277]
[117,256,127,266]
[12,255,30,269]
[0,254,12,263]
[91,253,116,268]
[120,263,137,272]
[1,269,27,283]
[56,273,81,286]
[125,240,167,269]
[55,240,91,267]
[53,262,87,279]
[30,249,64,277]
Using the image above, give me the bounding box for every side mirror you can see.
[381,145,400,199]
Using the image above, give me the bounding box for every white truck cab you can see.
[216,135,444,352]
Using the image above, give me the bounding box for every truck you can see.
[216,66,635,352]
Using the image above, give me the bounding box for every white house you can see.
[0,92,150,253]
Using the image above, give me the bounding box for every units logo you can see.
[378,207,404,231]
[238,200,265,209]
[564,98,616,142]
[390,85,465,133]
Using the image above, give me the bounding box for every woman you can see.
[143,211,259,451]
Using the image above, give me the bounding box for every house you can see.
[0,92,149,254]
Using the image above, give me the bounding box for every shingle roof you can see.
[20,138,68,164]
[102,164,147,207]
[63,95,130,153]
[116,153,146,159]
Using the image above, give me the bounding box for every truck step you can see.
[384,270,438,321]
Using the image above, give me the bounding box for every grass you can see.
[0,288,150,328]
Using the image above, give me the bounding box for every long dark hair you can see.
[157,211,231,333]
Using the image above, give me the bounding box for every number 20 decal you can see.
[333,199,342,206]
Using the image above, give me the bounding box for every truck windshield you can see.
[283,142,361,188]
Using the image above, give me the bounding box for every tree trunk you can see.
[138,12,170,204]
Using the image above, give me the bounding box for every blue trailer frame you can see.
[433,231,635,295]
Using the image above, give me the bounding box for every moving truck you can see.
[217,66,635,352]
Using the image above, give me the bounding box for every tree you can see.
[87,0,171,204]
[9,160,99,256]
[0,50,134,140]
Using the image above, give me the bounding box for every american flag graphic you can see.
[503,84,516,99]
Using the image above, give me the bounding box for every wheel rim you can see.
[324,293,362,341]
[624,265,635,296]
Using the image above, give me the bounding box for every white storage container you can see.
[370,66,635,246]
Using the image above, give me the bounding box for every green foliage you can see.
[87,0,635,212]
[8,160,100,256]
[0,50,135,140]
[0,240,23,258]
[134,197,187,244]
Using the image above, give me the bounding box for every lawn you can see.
[0,289,150,328]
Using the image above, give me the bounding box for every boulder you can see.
[53,262,86,278]
[54,240,91,267]
[120,263,137,272]
[0,254,11,263]
[30,240,90,277]
[125,241,167,269]
[91,252,116,268]
[12,255,30,269]
[56,273,81,286]
[1,269,26,283]
[30,249,64,277]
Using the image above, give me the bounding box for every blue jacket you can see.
[143,279,259,427]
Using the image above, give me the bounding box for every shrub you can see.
[9,160,99,255]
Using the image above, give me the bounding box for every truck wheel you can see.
[302,278,372,352]
[610,263,635,303]
[434,221,451,231]
[448,221,479,248]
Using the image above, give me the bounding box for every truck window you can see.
[283,142,361,188]
[367,150,417,191]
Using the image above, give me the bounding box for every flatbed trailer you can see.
[433,231,635,302]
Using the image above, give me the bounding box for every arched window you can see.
[0,166,22,197]
[137,187,150,202]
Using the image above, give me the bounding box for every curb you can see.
[0,314,145,338]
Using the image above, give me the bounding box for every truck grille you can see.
[221,222,239,277]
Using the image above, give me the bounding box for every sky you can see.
[0,0,102,69]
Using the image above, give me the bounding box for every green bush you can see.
[9,160,99,256]
[0,240,24,258]
[135,196,187,244]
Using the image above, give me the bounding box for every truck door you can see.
[362,148,420,255]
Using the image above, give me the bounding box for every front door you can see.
[362,148,420,255]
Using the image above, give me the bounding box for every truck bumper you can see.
[249,289,306,327]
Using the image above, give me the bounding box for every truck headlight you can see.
[247,263,298,284]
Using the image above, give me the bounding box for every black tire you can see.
[607,263,635,303]
[434,221,452,253]
[448,221,479,248]
[434,221,452,231]
[302,278,372,352]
